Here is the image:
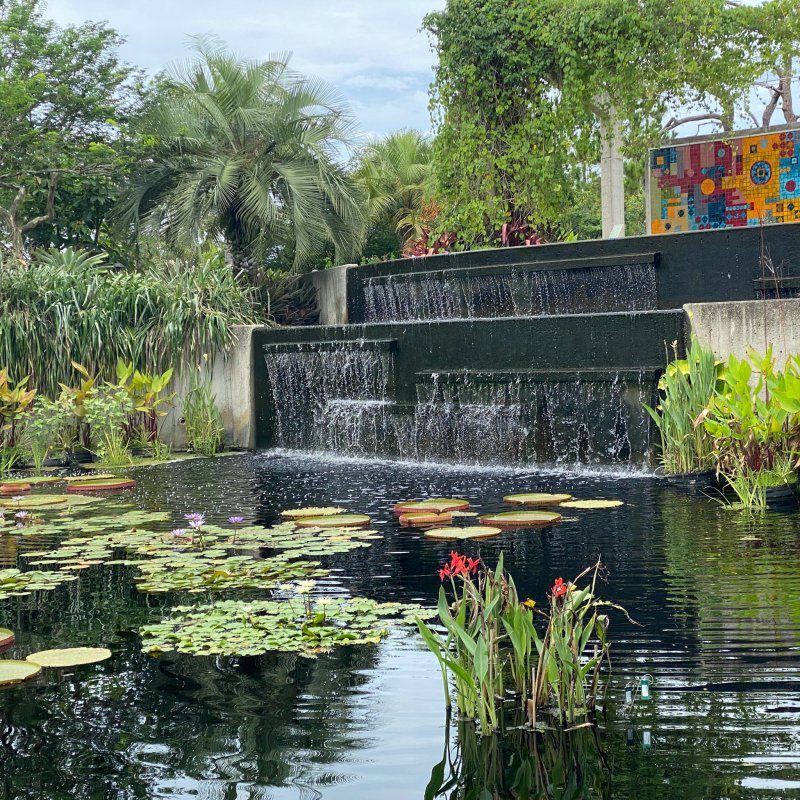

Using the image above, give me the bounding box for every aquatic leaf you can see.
[25,647,111,668]
[3,476,64,486]
[0,483,31,494]
[63,474,116,483]
[479,511,562,527]
[399,512,452,527]
[140,596,434,658]
[0,567,78,599]
[0,660,41,686]
[558,500,624,509]
[294,514,371,529]
[424,526,502,540]
[0,495,68,510]
[503,493,573,506]
[280,506,345,519]
[0,628,14,651]
[66,478,136,492]
[394,499,470,515]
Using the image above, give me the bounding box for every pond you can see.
[0,451,798,799]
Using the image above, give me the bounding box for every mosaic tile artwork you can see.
[648,128,800,234]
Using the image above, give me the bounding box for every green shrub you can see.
[0,248,260,399]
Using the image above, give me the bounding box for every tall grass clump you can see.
[643,336,723,475]
[0,248,261,400]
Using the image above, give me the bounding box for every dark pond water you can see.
[0,451,799,800]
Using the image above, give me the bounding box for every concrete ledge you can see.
[684,300,800,366]
[309,264,350,325]
[160,325,268,450]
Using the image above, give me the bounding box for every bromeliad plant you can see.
[0,370,37,472]
[418,553,627,735]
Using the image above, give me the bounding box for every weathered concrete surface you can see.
[309,264,351,326]
[160,325,266,450]
[685,300,800,366]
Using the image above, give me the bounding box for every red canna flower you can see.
[439,551,479,581]
[551,577,568,598]
[449,551,468,576]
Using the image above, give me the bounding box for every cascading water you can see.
[411,371,653,466]
[264,342,655,466]
[264,342,395,455]
[362,261,658,323]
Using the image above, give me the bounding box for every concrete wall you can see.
[308,264,351,326]
[685,299,800,367]
[160,325,267,450]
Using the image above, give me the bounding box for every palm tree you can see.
[120,37,366,276]
[355,130,434,251]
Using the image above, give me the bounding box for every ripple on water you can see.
[0,452,796,799]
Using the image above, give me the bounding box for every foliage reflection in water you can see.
[0,452,796,799]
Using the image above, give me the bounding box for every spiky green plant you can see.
[0,248,259,400]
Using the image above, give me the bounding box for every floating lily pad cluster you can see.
[234,522,383,559]
[0,567,78,598]
[134,553,328,594]
[141,595,435,658]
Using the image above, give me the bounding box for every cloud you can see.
[45,0,445,136]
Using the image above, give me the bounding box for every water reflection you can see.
[0,453,797,799]
[425,721,611,800]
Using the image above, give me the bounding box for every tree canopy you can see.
[0,0,146,261]
[120,37,366,276]
[423,0,800,244]
[354,130,434,256]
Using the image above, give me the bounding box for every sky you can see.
[45,0,446,139]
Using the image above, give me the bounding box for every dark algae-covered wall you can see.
[255,224,800,467]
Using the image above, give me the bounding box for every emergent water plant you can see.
[417,553,629,735]
[643,336,723,475]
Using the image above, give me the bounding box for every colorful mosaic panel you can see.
[649,129,800,234]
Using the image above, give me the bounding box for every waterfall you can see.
[264,343,395,454]
[264,343,654,466]
[362,262,658,323]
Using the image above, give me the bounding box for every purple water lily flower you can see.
[184,512,205,524]
[228,516,244,525]
[11,496,24,503]
[14,511,28,519]
[171,528,188,537]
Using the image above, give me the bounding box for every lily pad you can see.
[280,506,345,519]
[10,476,63,486]
[26,647,112,668]
[0,567,79,599]
[64,474,116,483]
[0,628,14,651]
[0,484,30,494]
[66,478,135,492]
[479,511,562,527]
[0,660,41,686]
[558,500,624,509]
[140,596,434,658]
[295,514,371,529]
[424,526,502,540]
[399,512,452,527]
[0,495,68,510]
[503,493,573,506]
[394,498,470,515]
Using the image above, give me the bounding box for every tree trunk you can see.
[224,236,259,283]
